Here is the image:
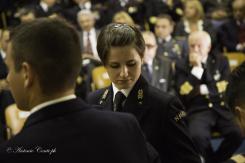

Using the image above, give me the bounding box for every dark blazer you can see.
[156,37,188,62]
[142,56,173,93]
[174,54,232,119]
[87,76,202,163]
[218,19,244,52]
[0,98,150,163]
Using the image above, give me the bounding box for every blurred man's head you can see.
[232,0,245,22]
[6,18,81,110]
[16,7,35,23]
[142,31,157,63]
[154,15,174,39]
[77,10,95,31]
[188,31,211,63]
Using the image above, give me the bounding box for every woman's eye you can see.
[127,61,136,67]
[109,64,120,68]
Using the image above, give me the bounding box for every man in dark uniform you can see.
[34,0,62,18]
[0,18,152,163]
[174,31,242,163]
[87,23,202,163]
[141,31,173,93]
[154,15,188,63]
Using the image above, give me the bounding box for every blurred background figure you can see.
[142,31,173,93]
[218,0,245,53]
[34,0,62,18]
[15,7,36,24]
[174,31,242,163]
[112,11,135,27]
[154,14,187,63]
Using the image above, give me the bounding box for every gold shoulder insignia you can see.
[149,16,157,24]
[100,89,109,104]
[174,111,187,122]
[180,81,193,95]
[216,80,228,93]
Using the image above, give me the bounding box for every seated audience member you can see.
[34,0,62,18]
[15,7,36,24]
[142,31,173,93]
[174,0,217,50]
[0,18,152,163]
[112,11,135,27]
[218,0,245,53]
[77,10,99,60]
[87,23,202,163]
[0,29,15,141]
[154,14,188,63]
[174,31,243,163]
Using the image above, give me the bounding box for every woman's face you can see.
[105,46,143,90]
[185,2,197,19]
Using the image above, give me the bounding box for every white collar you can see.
[112,83,133,102]
[30,94,76,115]
[0,49,6,59]
[164,35,172,42]
[79,1,91,10]
[40,1,49,12]
[184,19,204,33]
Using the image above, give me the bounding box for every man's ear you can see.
[21,62,34,88]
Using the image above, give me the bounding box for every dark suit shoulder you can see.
[86,88,107,104]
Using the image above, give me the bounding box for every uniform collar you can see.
[112,83,133,102]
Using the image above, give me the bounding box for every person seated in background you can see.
[218,0,245,53]
[77,10,99,59]
[174,0,217,53]
[174,30,242,163]
[112,11,135,27]
[0,29,15,142]
[34,0,62,18]
[0,18,152,163]
[142,31,173,93]
[14,7,36,24]
[87,23,202,163]
[154,14,188,63]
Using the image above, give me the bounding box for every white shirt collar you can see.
[165,35,172,42]
[112,83,133,102]
[30,94,76,115]
[40,1,49,12]
[79,1,92,10]
[0,49,6,59]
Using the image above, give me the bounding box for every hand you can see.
[189,52,202,67]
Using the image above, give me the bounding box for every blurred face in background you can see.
[142,32,157,63]
[155,18,173,39]
[77,12,95,31]
[233,0,245,21]
[105,46,143,90]
[184,2,197,19]
[188,32,211,63]
[0,30,10,52]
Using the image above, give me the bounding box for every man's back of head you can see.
[7,18,81,110]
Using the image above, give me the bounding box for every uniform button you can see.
[220,101,225,106]
[205,95,209,99]
[220,94,223,98]
[208,103,213,108]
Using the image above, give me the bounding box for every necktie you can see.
[84,32,93,55]
[114,91,126,112]
[143,63,152,82]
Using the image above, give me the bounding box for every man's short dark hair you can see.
[10,18,81,95]
[226,62,245,110]
[156,14,175,26]
[97,23,145,64]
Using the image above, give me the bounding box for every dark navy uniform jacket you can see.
[174,54,232,119]
[0,98,151,163]
[87,75,202,163]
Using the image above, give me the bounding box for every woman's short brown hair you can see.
[97,23,145,65]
